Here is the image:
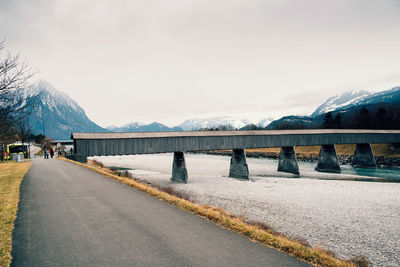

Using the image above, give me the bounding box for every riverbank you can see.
[197,144,400,168]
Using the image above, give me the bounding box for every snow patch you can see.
[311,90,371,117]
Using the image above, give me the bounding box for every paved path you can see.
[12,158,310,266]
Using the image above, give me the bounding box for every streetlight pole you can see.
[27,115,31,159]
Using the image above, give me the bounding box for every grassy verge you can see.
[59,156,367,267]
[0,162,31,267]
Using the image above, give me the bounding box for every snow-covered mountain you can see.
[106,122,144,132]
[311,90,371,117]
[352,86,400,107]
[265,86,400,129]
[178,116,273,131]
[311,86,400,117]
[23,80,106,139]
[106,122,182,132]
[107,115,274,133]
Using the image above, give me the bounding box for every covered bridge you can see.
[71,129,400,183]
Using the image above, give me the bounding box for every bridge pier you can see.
[229,148,249,179]
[278,146,299,175]
[67,154,87,163]
[77,156,88,163]
[352,143,376,168]
[171,151,188,183]
[316,144,341,173]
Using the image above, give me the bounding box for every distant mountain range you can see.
[106,122,183,132]
[15,80,400,139]
[177,116,272,131]
[106,116,273,133]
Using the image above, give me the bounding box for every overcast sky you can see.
[1,0,400,127]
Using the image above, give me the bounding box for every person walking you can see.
[44,149,48,159]
[50,148,54,159]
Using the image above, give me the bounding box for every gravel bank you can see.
[200,151,400,168]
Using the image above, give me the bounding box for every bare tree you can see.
[0,40,36,161]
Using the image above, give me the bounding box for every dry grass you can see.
[246,143,400,157]
[60,156,360,267]
[91,159,104,168]
[0,161,31,267]
[348,255,372,267]
[160,186,192,201]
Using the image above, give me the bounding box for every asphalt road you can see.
[12,158,310,266]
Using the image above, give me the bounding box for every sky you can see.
[1,0,400,127]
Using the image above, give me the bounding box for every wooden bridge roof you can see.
[71,129,400,140]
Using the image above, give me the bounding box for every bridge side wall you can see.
[74,133,400,157]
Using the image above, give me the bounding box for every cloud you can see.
[1,0,400,127]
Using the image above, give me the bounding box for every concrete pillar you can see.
[278,146,299,175]
[352,143,376,168]
[229,148,249,179]
[316,144,341,173]
[68,154,87,163]
[171,151,188,183]
[77,156,88,163]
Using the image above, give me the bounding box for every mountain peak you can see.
[29,80,85,115]
[311,86,400,119]
[22,80,106,139]
[311,90,371,117]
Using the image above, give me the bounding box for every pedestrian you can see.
[50,148,54,159]
[44,149,48,159]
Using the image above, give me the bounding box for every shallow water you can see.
[90,153,400,266]
[341,165,400,180]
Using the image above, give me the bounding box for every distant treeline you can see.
[320,105,400,130]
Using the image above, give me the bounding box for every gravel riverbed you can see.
[91,153,400,267]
